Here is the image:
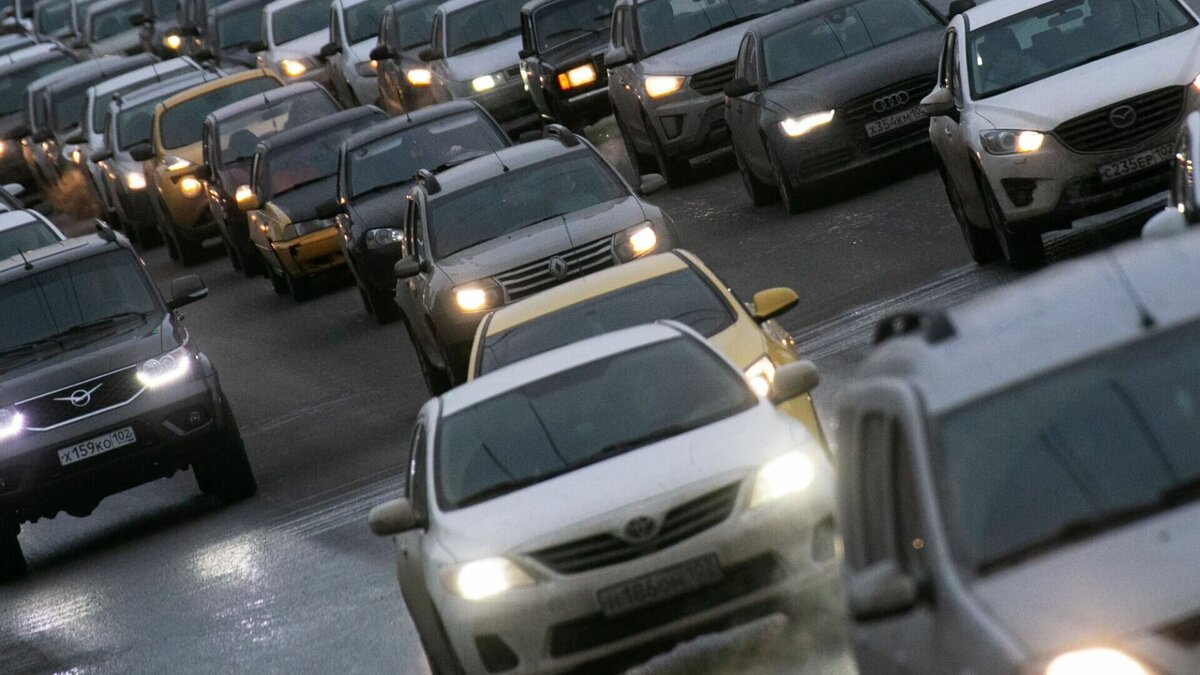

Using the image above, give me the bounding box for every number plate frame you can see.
[596,554,723,617]
[58,426,137,466]
[1098,143,1173,183]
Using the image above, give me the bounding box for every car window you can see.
[117,99,160,149]
[264,113,381,197]
[478,268,738,375]
[36,0,71,35]
[0,55,73,116]
[635,0,795,57]
[49,84,89,134]
[345,0,388,42]
[436,337,757,510]
[160,77,280,149]
[0,221,59,260]
[395,1,436,49]
[967,0,1193,99]
[857,413,892,567]
[91,0,139,39]
[217,90,337,164]
[217,3,266,49]
[272,0,327,44]
[530,0,613,52]
[445,0,523,56]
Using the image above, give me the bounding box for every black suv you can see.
[0,224,255,579]
[518,0,613,131]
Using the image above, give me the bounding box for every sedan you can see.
[0,209,66,259]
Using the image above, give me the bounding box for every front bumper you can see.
[646,90,730,160]
[159,173,216,241]
[271,226,345,277]
[547,85,610,127]
[770,116,929,187]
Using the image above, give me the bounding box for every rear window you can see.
[160,77,280,149]
[50,86,88,133]
[272,0,326,44]
[217,89,337,164]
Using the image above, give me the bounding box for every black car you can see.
[336,100,510,321]
[32,0,73,39]
[0,225,255,579]
[723,0,944,213]
[201,0,270,67]
[371,0,438,115]
[132,0,182,57]
[517,0,613,131]
[199,80,340,275]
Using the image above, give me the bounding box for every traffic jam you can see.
[0,0,1197,671]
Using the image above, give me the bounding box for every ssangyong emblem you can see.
[872,91,910,113]
[54,382,103,408]
[622,516,658,543]
[547,256,569,281]
[1109,104,1137,130]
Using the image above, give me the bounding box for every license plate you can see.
[1099,143,1173,182]
[58,426,136,466]
[597,554,723,617]
[864,107,928,138]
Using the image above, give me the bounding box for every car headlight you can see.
[980,129,1044,155]
[125,170,147,190]
[471,74,496,92]
[453,279,502,312]
[406,68,432,86]
[179,176,203,198]
[744,356,776,397]
[442,557,534,600]
[557,63,596,91]
[164,34,182,51]
[364,227,403,249]
[0,405,24,442]
[69,146,82,164]
[780,111,835,138]
[644,75,683,98]
[234,184,255,205]
[164,155,192,172]
[280,59,309,78]
[137,346,192,388]
[355,60,378,77]
[1044,648,1149,675]
[749,451,815,508]
[613,222,658,262]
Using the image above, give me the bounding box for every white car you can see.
[252,0,332,85]
[0,209,67,260]
[922,0,1200,268]
[369,322,839,674]
[322,0,389,107]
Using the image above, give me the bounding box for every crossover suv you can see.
[369,322,836,675]
[725,0,944,213]
[838,229,1200,675]
[371,0,438,115]
[1144,110,1200,237]
[323,0,390,106]
[79,0,144,56]
[132,0,182,57]
[0,226,255,580]
[251,0,332,85]
[0,44,78,186]
[923,0,1200,268]
[518,0,614,131]
[393,126,676,392]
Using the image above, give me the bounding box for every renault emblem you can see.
[1109,104,1137,130]
[622,516,658,543]
[54,382,103,408]
[547,256,568,281]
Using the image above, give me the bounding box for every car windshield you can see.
[437,337,756,509]
[0,250,160,372]
[0,221,59,261]
[0,56,72,116]
[936,318,1200,575]
[394,2,436,49]
[217,4,264,48]
[968,0,1194,99]
[445,0,523,56]
[636,0,795,56]
[91,1,140,39]
[345,0,389,42]
[153,0,176,18]
[428,151,627,259]
[36,0,71,36]
[218,91,336,164]
[272,0,326,44]
[50,86,89,133]
[346,111,507,199]
[160,77,279,149]
[264,114,379,197]
[762,0,941,83]
[478,268,737,376]
[531,0,613,51]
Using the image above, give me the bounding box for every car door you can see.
[929,27,987,224]
[376,12,402,112]
[606,4,641,132]
[395,195,440,359]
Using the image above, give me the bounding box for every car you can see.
[837,229,1200,675]
[130,68,282,265]
[14,49,83,191]
[467,247,827,446]
[78,0,145,56]
[0,44,78,186]
[370,0,438,115]
[518,0,614,132]
[1,1,36,33]
[605,0,798,187]
[0,209,65,259]
[392,126,675,393]
[63,0,108,48]
[724,0,944,214]
[200,0,272,68]
[923,0,1200,269]
[32,0,73,39]
[0,224,256,580]
[238,105,386,299]
[0,183,27,211]
[336,100,511,321]
[368,321,837,675]
[323,0,390,107]
[0,35,38,59]
[132,0,183,57]
[1144,110,1200,238]
[419,0,542,138]
[251,0,333,85]
[199,80,340,275]
[161,0,223,56]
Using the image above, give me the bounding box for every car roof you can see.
[213,0,271,17]
[90,57,203,98]
[856,230,1200,414]
[87,0,139,15]
[264,0,313,15]
[426,138,590,200]
[0,209,54,233]
[522,0,580,14]
[0,43,57,67]
[46,53,157,98]
[258,104,386,151]
[0,44,66,74]
[206,81,332,124]
[440,322,692,416]
[0,232,130,282]
[342,100,486,149]
[438,0,493,15]
[116,69,216,108]
[29,56,119,96]
[159,68,279,111]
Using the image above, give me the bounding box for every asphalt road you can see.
[0,121,1156,674]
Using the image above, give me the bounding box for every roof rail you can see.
[95,218,117,243]
[543,123,580,147]
[873,309,956,345]
[415,169,441,195]
[947,0,975,18]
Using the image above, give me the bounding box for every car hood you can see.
[973,501,1200,662]
[275,30,327,59]
[346,186,410,235]
[539,31,606,68]
[436,195,647,285]
[969,28,1200,131]
[270,175,337,222]
[445,35,521,81]
[432,402,816,562]
[640,20,756,75]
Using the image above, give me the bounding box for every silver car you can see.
[80,0,145,56]
[838,231,1200,674]
[252,0,331,84]
[322,0,389,106]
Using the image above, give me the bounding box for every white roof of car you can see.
[964,0,1198,28]
[0,209,64,238]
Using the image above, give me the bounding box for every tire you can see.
[735,147,775,206]
[979,176,1044,269]
[177,237,203,267]
[768,147,804,215]
[365,286,400,324]
[942,168,1000,264]
[613,107,651,179]
[405,320,451,396]
[194,407,257,502]
[643,111,690,188]
[268,266,288,295]
[0,521,25,582]
[222,234,243,272]
[285,271,314,302]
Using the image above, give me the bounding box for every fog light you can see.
[1001,178,1036,207]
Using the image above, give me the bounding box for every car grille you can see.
[15,366,145,431]
[1054,86,1185,153]
[839,75,936,150]
[690,61,735,96]
[529,483,740,575]
[493,236,616,302]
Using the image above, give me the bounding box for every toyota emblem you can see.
[547,256,569,281]
[1109,104,1137,130]
[54,382,103,408]
[622,516,658,543]
[872,91,910,113]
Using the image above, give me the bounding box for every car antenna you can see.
[1107,253,1156,330]
[16,247,32,270]
[95,219,117,242]
[493,150,509,172]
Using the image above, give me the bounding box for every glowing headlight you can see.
[280,59,308,78]
[164,155,192,172]
[179,176,203,198]
[471,74,496,92]
[70,147,82,164]
[234,184,255,205]
[745,356,776,397]
[0,406,24,442]
[443,557,534,600]
[614,222,658,261]
[980,129,1044,155]
[136,347,192,388]
[125,170,147,190]
[406,68,432,86]
[749,452,815,508]
[557,63,596,91]
[1045,648,1149,675]
[0,140,8,157]
[780,111,835,137]
[644,75,683,98]
[365,227,403,249]
[164,34,182,51]
[453,281,501,312]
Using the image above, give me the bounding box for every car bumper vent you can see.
[1054,86,1185,153]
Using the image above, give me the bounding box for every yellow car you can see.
[467,249,827,448]
[134,69,282,265]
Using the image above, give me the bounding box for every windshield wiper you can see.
[431,150,489,173]
[0,338,62,360]
[277,174,332,196]
[593,423,700,457]
[455,474,549,508]
[51,311,150,340]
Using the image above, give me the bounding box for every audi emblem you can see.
[547,256,568,281]
[54,382,103,408]
[1108,104,1137,130]
[622,516,658,543]
[872,91,910,113]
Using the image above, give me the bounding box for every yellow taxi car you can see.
[467,249,827,448]
[132,69,282,265]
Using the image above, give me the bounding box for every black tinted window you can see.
[217,5,265,48]
[160,77,280,149]
[272,0,327,43]
[345,0,388,42]
[445,0,522,56]
[36,0,70,35]
[264,113,380,197]
[0,220,58,260]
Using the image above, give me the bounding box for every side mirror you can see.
[247,40,266,53]
[368,498,421,535]
[319,42,339,59]
[193,47,214,61]
[2,182,24,197]
[394,255,421,279]
[368,43,391,61]
[946,0,976,18]
[192,164,211,180]
[166,274,208,309]
[603,45,633,68]
[847,561,920,621]
[129,12,147,26]
[723,76,756,98]
[920,87,955,117]
[418,46,439,62]
[90,148,113,163]
[1142,208,1190,239]
[638,173,666,196]
[129,142,154,162]
[769,360,819,403]
[751,287,799,322]
[518,46,534,59]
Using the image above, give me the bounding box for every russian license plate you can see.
[865,107,928,138]
[597,554,723,617]
[1099,143,1173,182]
[58,426,136,466]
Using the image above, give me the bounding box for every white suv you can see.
[922,0,1200,268]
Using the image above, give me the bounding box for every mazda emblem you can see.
[54,382,103,408]
[872,91,910,113]
[622,516,658,543]
[1109,104,1137,130]
[547,256,569,281]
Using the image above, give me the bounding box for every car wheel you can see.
[768,147,804,215]
[285,271,314,302]
[0,521,25,581]
[642,111,690,188]
[177,237,203,267]
[979,176,1044,269]
[613,107,650,178]
[268,265,288,295]
[366,286,400,324]
[404,320,451,396]
[222,234,243,272]
[162,228,180,260]
[943,169,1000,264]
[735,147,775,206]
[194,426,257,502]
[358,285,374,315]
